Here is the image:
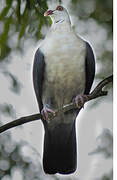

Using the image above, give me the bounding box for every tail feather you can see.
[42,119,77,174]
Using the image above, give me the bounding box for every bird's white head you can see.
[44,5,71,24]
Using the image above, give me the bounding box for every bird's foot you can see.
[41,105,56,120]
[75,94,88,108]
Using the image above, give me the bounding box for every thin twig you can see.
[0,75,113,134]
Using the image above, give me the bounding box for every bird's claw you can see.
[75,94,88,108]
[41,105,56,120]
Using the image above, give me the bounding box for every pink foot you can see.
[75,94,88,108]
[41,105,56,120]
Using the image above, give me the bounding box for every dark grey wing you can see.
[84,42,95,94]
[33,48,45,111]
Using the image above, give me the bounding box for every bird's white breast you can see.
[40,25,86,108]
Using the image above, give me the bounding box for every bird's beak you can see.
[44,10,54,16]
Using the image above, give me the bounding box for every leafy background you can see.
[0,0,113,179]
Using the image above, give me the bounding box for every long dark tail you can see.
[42,114,77,174]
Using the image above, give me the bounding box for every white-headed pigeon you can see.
[33,5,95,174]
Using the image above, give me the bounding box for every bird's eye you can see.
[56,6,64,11]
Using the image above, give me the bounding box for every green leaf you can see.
[0,0,12,21]
[6,0,12,6]
[37,18,43,38]
[0,17,11,44]
[72,0,78,4]
[0,45,11,61]
[18,9,29,39]
[0,17,11,60]
[0,7,10,21]
[16,0,21,23]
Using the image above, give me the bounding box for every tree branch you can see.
[0,75,113,134]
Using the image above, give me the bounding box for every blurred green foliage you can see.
[72,0,112,23]
[0,0,112,61]
[0,0,48,61]
[0,0,113,93]
[0,0,113,179]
